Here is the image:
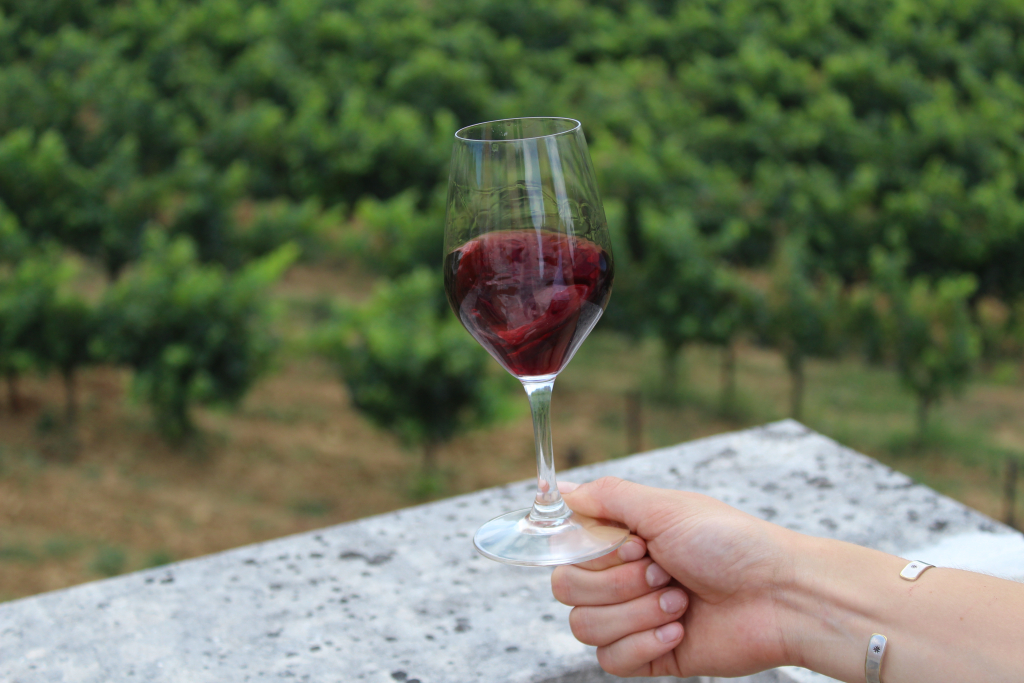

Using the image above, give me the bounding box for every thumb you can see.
[560,477,681,538]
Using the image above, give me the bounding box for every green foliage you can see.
[0,129,92,250]
[99,231,296,441]
[143,549,174,568]
[2,0,1023,444]
[0,247,72,409]
[315,268,506,471]
[0,220,97,422]
[90,545,126,577]
[233,197,341,263]
[611,206,757,400]
[42,294,95,378]
[0,542,37,564]
[289,497,333,517]
[975,296,1019,362]
[343,189,445,277]
[1012,300,1024,360]
[43,536,85,560]
[1,0,1022,294]
[764,237,843,420]
[0,202,28,263]
[869,250,981,440]
[846,283,887,366]
[43,292,97,424]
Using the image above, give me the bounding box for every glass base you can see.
[473,508,629,566]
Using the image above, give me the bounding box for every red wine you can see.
[445,230,613,378]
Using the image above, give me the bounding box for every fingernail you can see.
[617,540,644,562]
[659,589,686,614]
[558,481,580,493]
[655,621,683,643]
[646,562,670,587]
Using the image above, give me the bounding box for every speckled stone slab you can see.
[2,420,1022,683]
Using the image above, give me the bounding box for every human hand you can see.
[551,477,797,678]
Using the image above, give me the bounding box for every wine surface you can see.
[445,229,613,378]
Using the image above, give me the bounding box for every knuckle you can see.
[612,559,648,598]
[568,607,598,645]
[596,646,632,678]
[612,569,631,597]
[550,567,574,605]
[593,476,624,493]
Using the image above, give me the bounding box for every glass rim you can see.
[454,117,582,143]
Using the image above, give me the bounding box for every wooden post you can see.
[565,446,583,469]
[6,371,20,413]
[423,440,437,474]
[64,370,77,425]
[1005,457,1019,530]
[720,343,737,413]
[626,391,643,455]
[788,354,804,422]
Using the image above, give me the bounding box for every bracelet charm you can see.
[865,633,887,683]
[899,560,935,581]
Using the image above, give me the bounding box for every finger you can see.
[570,587,688,646]
[572,534,647,572]
[557,481,581,494]
[561,477,689,537]
[596,621,685,678]
[559,482,647,571]
[552,558,672,606]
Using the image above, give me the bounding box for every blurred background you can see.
[1,0,1023,601]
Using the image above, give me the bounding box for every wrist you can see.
[773,532,905,682]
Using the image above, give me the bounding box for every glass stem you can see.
[522,378,571,523]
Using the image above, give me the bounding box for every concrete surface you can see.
[2,420,1022,683]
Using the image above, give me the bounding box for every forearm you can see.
[777,533,1024,683]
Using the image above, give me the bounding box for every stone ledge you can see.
[2,420,1022,683]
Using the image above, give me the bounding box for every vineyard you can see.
[2,0,1024,599]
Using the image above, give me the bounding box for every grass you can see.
[0,543,37,563]
[90,546,127,577]
[143,550,174,568]
[288,497,334,517]
[0,264,1021,603]
[43,536,86,560]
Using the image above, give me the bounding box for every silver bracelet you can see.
[865,633,887,683]
[899,560,934,581]
[865,561,934,682]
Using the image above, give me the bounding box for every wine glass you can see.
[443,117,629,566]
